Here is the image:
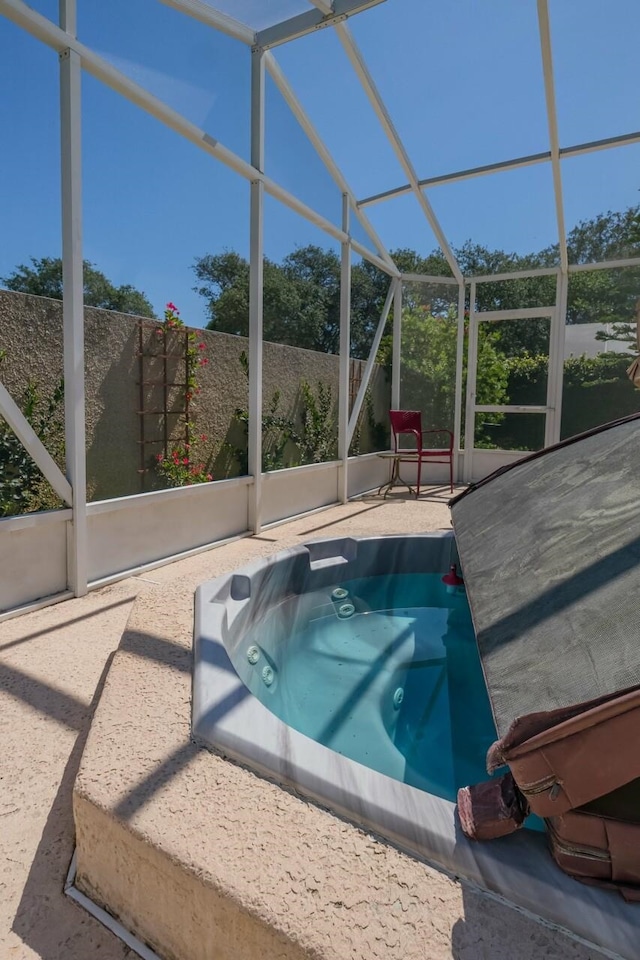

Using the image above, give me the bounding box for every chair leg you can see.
[416,457,421,498]
[449,455,453,494]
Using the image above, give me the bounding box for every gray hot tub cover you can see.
[450,413,640,821]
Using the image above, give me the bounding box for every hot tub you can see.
[192,532,640,960]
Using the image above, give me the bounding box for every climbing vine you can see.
[153,302,213,486]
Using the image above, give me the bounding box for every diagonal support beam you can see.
[347,279,395,446]
[264,51,398,275]
[256,0,386,50]
[0,383,72,506]
[336,23,464,285]
[537,0,568,273]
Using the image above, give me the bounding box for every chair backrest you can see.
[389,409,422,450]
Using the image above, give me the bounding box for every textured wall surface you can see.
[0,290,389,501]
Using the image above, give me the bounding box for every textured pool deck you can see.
[1,491,605,960]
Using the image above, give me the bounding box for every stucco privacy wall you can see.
[0,290,389,501]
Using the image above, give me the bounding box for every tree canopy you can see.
[193,206,640,360]
[2,256,155,317]
[193,246,396,359]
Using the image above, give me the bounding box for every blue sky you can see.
[0,0,638,327]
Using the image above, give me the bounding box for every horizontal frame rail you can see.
[476,306,555,321]
[470,267,560,282]
[401,273,459,285]
[475,404,550,414]
[357,130,640,208]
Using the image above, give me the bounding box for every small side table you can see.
[376,452,419,498]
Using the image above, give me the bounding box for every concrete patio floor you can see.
[1,490,604,960]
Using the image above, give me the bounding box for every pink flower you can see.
[156,453,163,462]
[206,474,213,481]
[182,457,189,465]
[200,433,207,442]
[198,342,206,350]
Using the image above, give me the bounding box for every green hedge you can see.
[501,352,640,449]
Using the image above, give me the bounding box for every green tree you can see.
[543,206,640,328]
[194,206,640,360]
[2,256,155,317]
[194,246,400,359]
[395,307,508,446]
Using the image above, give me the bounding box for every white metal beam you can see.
[159,0,255,45]
[401,273,459,285]
[391,279,401,410]
[347,280,394,445]
[463,281,478,484]
[0,0,393,277]
[338,194,351,504]
[358,153,551,207]
[476,306,554,322]
[335,23,464,284]
[0,383,72,505]
[357,129,640,208]
[264,51,399,275]
[537,0,567,273]
[561,130,640,161]
[60,0,87,595]
[248,48,265,534]
[471,266,560,283]
[569,257,640,273]
[256,0,385,50]
[475,404,548,414]
[545,270,565,448]
[452,282,466,483]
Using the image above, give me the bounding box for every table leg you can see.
[377,458,417,498]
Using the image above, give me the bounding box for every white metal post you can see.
[452,281,466,484]
[537,0,568,273]
[60,0,87,595]
[391,278,402,410]
[545,270,568,447]
[338,194,351,504]
[463,281,478,483]
[248,48,265,534]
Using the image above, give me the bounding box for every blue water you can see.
[239,573,534,822]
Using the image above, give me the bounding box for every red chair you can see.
[389,410,454,496]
